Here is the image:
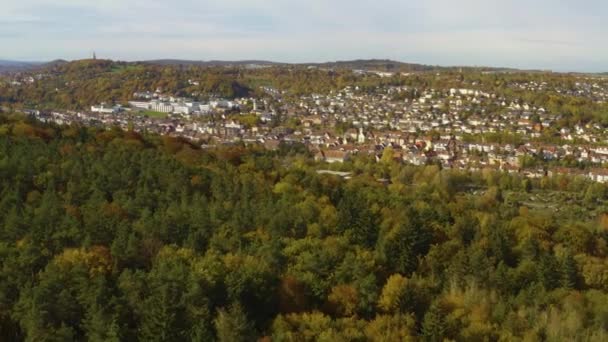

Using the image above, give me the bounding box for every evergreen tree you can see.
[561,253,579,290]
[214,303,254,342]
[421,303,446,342]
[538,254,560,290]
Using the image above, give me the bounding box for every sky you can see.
[1,0,607,72]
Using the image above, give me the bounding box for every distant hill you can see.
[43,59,69,68]
[140,58,520,73]
[142,59,286,67]
[306,59,438,72]
[0,60,42,73]
[0,58,536,75]
[4,57,606,75]
[0,59,67,74]
[141,59,433,71]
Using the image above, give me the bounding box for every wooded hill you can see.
[0,114,607,340]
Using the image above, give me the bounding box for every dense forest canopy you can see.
[1,114,608,341]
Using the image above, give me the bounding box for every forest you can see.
[1,113,608,341]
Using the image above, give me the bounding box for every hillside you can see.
[0,59,422,109]
[0,115,607,340]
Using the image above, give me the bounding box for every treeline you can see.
[1,115,608,341]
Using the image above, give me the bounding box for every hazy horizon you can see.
[1,0,607,73]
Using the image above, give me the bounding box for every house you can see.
[315,149,351,163]
[403,152,428,166]
[501,163,520,174]
[588,168,608,183]
[263,139,281,151]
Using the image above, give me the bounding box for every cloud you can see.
[517,39,580,48]
[0,0,607,71]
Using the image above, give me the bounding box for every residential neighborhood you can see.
[17,70,608,183]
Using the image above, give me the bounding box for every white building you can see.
[150,101,174,113]
[91,104,120,114]
[128,101,151,110]
[173,105,192,115]
[199,104,211,113]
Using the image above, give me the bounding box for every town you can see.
[9,67,608,183]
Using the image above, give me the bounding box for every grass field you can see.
[503,189,603,219]
[110,64,145,74]
[138,110,169,119]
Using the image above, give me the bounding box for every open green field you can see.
[110,64,145,74]
[137,110,169,119]
[503,189,607,219]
